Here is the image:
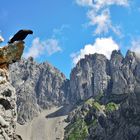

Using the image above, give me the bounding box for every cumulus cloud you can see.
[0,35,4,43]
[131,39,140,58]
[23,25,69,59]
[24,37,61,59]
[76,0,129,35]
[71,37,119,65]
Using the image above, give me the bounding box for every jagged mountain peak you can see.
[9,58,66,124]
[9,49,140,126]
[69,50,140,103]
[64,50,140,140]
[111,49,123,58]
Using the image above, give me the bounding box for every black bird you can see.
[8,29,33,44]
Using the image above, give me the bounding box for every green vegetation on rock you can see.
[85,98,94,106]
[105,102,119,113]
[66,99,119,140]
[66,119,88,140]
[92,101,103,111]
[85,98,105,111]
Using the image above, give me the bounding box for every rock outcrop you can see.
[0,42,24,140]
[9,57,66,124]
[65,90,140,140]
[69,54,109,102]
[69,50,140,103]
[64,50,140,140]
[7,48,140,139]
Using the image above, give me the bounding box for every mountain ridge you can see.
[9,56,67,124]
[9,49,140,140]
[64,49,140,140]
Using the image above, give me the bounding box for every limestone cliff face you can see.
[69,50,140,103]
[9,57,66,124]
[7,47,140,140]
[0,42,24,140]
[69,54,109,101]
[65,50,140,140]
[9,49,140,126]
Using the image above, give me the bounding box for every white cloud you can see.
[76,0,129,35]
[87,9,111,35]
[76,0,129,8]
[71,37,119,65]
[52,24,69,37]
[87,9,122,35]
[75,0,93,7]
[131,39,140,58]
[45,39,61,55]
[0,35,4,43]
[24,37,61,59]
[94,0,129,10]
[23,25,68,59]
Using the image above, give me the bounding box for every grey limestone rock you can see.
[69,50,140,104]
[9,57,66,124]
[69,54,109,102]
[7,48,140,139]
[0,41,24,140]
[65,50,140,140]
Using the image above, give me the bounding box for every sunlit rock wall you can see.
[0,41,24,140]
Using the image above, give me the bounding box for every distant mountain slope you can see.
[9,57,67,124]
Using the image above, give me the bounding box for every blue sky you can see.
[0,0,140,78]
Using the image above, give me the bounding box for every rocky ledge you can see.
[0,41,24,140]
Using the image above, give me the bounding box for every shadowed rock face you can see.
[65,91,140,140]
[0,98,13,110]
[0,41,24,140]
